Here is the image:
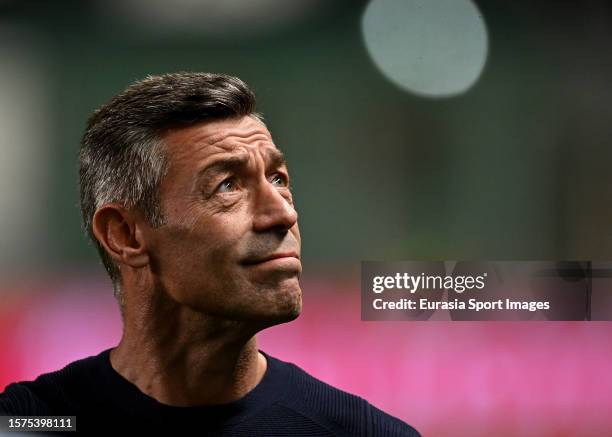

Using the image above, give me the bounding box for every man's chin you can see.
[252,308,301,330]
[251,290,302,327]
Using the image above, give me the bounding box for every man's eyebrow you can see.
[266,148,288,170]
[196,155,246,182]
[195,149,288,181]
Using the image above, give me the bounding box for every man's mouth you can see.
[242,252,300,266]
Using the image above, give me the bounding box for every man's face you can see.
[145,115,302,325]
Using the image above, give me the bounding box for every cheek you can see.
[172,217,244,276]
[155,227,236,305]
[152,199,250,284]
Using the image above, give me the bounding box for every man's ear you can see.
[91,204,150,268]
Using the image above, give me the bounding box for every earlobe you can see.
[92,204,150,268]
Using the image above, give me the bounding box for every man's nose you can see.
[252,179,298,233]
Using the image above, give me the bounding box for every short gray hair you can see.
[78,72,260,311]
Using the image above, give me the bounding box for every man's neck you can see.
[109,299,267,407]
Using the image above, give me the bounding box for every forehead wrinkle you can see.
[207,129,272,150]
[198,146,283,175]
[171,133,273,167]
[162,123,269,154]
[162,119,284,187]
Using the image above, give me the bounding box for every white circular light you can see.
[361,0,489,97]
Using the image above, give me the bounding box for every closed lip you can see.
[242,252,300,265]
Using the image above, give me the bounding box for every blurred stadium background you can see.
[1,0,612,435]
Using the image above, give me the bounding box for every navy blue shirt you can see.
[0,349,420,436]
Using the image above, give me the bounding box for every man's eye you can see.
[216,178,236,193]
[271,174,289,187]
